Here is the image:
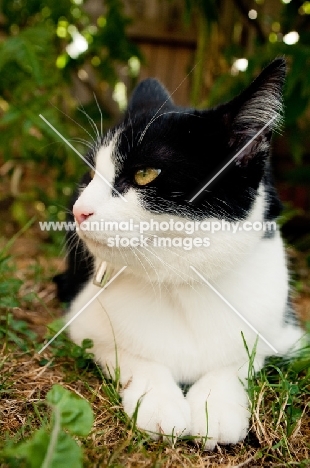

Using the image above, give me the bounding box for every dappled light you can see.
[0,1,309,467]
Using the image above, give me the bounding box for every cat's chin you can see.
[78,233,101,248]
[78,231,226,284]
[77,233,108,256]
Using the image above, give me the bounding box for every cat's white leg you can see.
[106,354,191,440]
[186,365,251,450]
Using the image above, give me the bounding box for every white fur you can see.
[67,136,303,448]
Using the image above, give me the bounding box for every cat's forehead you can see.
[94,113,164,165]
[91,129,123,180]
[93,107,225,177]
[95,136,116,179]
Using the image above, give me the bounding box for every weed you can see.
[1,384,94,468]
[246,338,310,464]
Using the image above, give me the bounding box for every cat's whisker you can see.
[77,101,100,142]
[93,93,103,139]
[135,248,162,296]
[49,102,97,145]
[129,247,160,299]
[63,228,93,266]
[143,244,208,299]
[73,236,82,267]
[140,244,193,288]
[63,236,79,262]
[145,235,193,264]
[64,232,77,252]
[115,244,130,269]
[70,138,93,150]
[59,238,70,258]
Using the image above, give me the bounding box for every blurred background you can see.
[0,0,309,317]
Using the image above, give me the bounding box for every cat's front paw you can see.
[186,373,250,450]
[122,379,191,441]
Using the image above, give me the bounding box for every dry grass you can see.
[1,332,310,468]
[0,236,310,467]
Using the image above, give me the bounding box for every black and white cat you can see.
[57,58,303,449]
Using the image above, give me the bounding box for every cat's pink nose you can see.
[73,205,94,225]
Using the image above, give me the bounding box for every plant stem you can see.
[41,406,61,468]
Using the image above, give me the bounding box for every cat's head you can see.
[72,58,285,282]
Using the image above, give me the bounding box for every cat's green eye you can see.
[134,168,161,186]
[90,169,95,179]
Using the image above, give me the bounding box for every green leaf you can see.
[0,296,20,308]
[47,385,94,436]
[0,36,42,85]
[2,385,93,467]
[0,106,22,125]
[82,338,94,350]
[285,84,308,126]
[7,428,50,468]
[11,200,30,227]
[42,430,82,468]
[9,428,82,468]
[46,318,66,334]
[0,278,23,294]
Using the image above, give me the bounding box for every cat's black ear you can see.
[225,58,286,165]
[127,78,174,112]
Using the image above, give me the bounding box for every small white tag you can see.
[93,261,111,288]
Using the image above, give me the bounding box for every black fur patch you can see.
[55,59,286,304]
[110,59,285,224]
[53,174,94,303]
[284,296,300,327]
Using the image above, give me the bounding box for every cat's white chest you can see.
[67,235,301,385]
[67,271,256,383]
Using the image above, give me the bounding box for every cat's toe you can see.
[187,377,250,450]
[122,384,191,441]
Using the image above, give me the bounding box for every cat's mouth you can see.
[78,230,153,250]
[78,231,106,247]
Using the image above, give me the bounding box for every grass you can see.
[0,235,309,467]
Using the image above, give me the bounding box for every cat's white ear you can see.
[127,78,174,112]
[226,58,286,164]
